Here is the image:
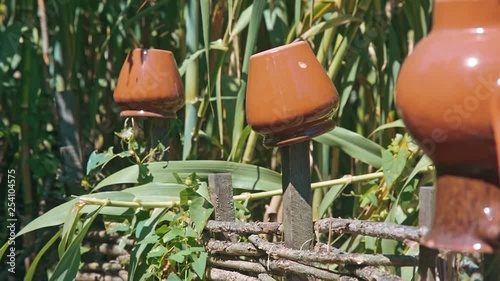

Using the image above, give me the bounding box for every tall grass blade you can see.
[314,127,383,168]
[183,0,200,159]
[93,160,282,192]
[231,0,266,156]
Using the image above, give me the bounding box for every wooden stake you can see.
[418,186,438,281]
[281,141,313,281]
[208,173,236,222]
[208,173,237,241]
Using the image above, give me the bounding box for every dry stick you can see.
[206,240,261,256]
[206,221,283,235]
[257,258,359,281]
[207,218,424,243]
[315,218,425,242]
[348,266,402,281]
[207,267,260,281]
[208,257,267,274]
[248,235,417,267]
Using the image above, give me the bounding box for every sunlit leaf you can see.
[190,196,213,234]
[49,205,104,281]
[192,252,208,279]
[318,184,347,218]
[314,128,383,168]
[17,192,134,237]
[93,161,282,192]
[370,119,406,137]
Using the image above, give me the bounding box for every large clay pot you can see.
[396,0,500,252]
[114,48,185,118]
[246,41,339,147]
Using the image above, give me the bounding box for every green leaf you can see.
[25,229,63,281]
[86,148,113,174]
[185,227,198,238]
[300,15,359,40]
[339,56,360,117]
[381,239,397,255]
[190,196,214,234]
[163,227,184,242]
[382,148,410,187]
[167,273,183,281]
[169,252,185,263]
[137,234,160,245]
[125,183,188,202]
[196,182,212,203]
[129,208,167,280]
[50,205,104,281]
[192,252,208,278]
[17,192,134,237]
[147,245,167,258]
[86,147,131,175]
[228,125,251,162]
[403,154,433,188]
[138,163,154,184]
[180,188,196,206]
[263,0,288,46]
[232,0,266,151]
[93,161,282,193]
[314,127,383,168]
[318,184,347,218]
[0,241,9,265]
[230,4,252,39]
[370,119,406,137]
[59,203,83,258]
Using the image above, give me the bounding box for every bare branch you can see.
[206,221,283,235]
[207,267,260,281]
[315,218,425,242]
[208,257,267,273]
[257,258,359,281]
[248,235,417,267]
[207,240,261,256]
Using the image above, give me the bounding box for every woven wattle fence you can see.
[205,218,423,281]
[202,173,434,281]
[75,175,452,281]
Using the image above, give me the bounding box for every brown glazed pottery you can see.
[114,48,185,118]
[246,41,339,147]
[396,0,500,252]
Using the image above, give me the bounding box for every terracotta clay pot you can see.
[396,0,500,252]
[114,48,184,118]
[246,41,339,147]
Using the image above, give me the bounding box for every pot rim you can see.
[128,48,174,55]
[250,40,309,59]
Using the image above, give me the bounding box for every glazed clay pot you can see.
[246,41,339,147]
[396,0,500,252]
[114,48,185,118]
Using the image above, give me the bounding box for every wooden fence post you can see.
[418,186,438,281]
[281,142,313,281]
[208,173,237,241]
